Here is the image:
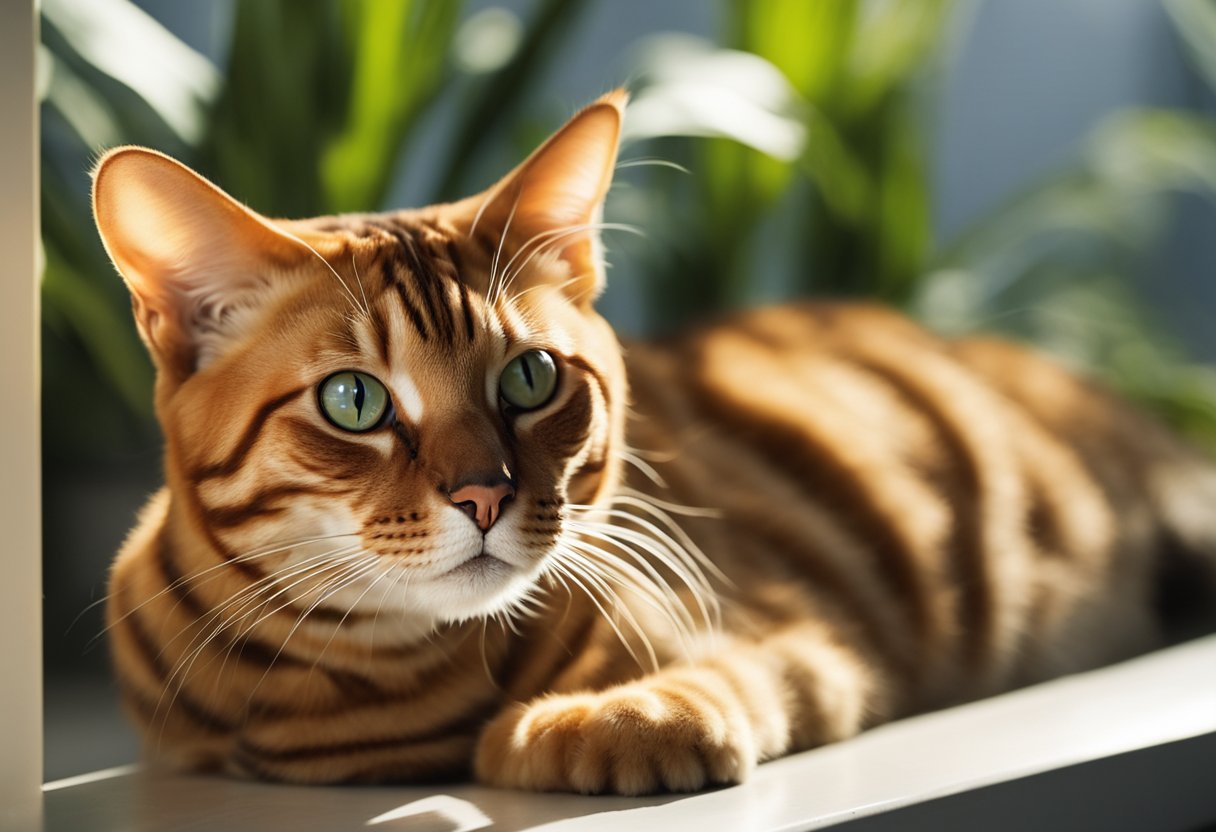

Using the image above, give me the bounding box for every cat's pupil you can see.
[520,356,534,389]
[353,376,365,416]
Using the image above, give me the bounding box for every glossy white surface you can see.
[41,634,1216,832]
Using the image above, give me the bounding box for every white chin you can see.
[414,556,540,621]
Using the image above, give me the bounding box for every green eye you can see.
[500,350,558,410]
[318,371,389,432]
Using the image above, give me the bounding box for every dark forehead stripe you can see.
[397,227,458,344]
[307,215,477,345]
[445,239,477,341]
[389,259,432,342]
[364,219,464,346]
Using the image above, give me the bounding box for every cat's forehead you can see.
[303,211,574,337]
[293,213,577,413]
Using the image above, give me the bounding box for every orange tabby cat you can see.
[96,90,1216,794]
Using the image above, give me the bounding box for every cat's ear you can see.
[460,89,626,306]
[92,147,312,381]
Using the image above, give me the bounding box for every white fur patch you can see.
[391,368,425,424]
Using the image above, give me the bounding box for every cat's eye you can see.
[500,350,558,411]
[318,371,390,432]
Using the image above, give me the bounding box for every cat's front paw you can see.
[475,686,755,795]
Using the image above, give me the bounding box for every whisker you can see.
[562,529,698,624]
[367,563,407,665]
[572,520,721,632]
[496,222,643,302]
[614,486,721,518]
[561,543,693,630]
[279,227,365,316]
[152,550,366,742]
[90,531,360,649]
[615,449,669,489]
[487,189,523,310]
[560,537,703,652]
[151,546,365,665]
[508,272,589,305]
[239,557,381,714]
[196,553,364,717]
[574,503,729,588]
[305,560,397,684]
[614,157,690,174]
[155,548,366,685]
[350,252,372,317]
[549,555,657,671]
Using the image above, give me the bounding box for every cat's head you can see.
[93,92,630,628]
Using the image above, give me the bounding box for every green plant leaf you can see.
[843,0,955,117]
[433,0,591,201]
[1164,0,1216,93]
[204,0,347,215]
[727,0,859,109]
[42,0,218,144]
[322,0,463,212]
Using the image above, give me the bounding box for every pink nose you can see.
[448,482,515,531]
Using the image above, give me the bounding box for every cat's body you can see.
[99,92,1216,794]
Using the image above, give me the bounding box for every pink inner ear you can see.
[94,148,303,308]
[93,147,313,377]
[463,98,623,303]
[510,104,622,235]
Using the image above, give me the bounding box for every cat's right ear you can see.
[92,147,310,383]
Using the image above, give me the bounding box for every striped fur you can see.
[95,92,1216,794]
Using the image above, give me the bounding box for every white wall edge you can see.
[0,2,43,829]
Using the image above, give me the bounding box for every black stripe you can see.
[236,694,502,763]
[119,679,231,738]
[155,530,317,671]
[202,483,331,529]
[234,735,472,784]
[444,240,477,342]
[323,667,386,702]
[684,357,934,646]
[391,263,432,342]
[372,221,453,343]
[192,388,305,482]
[119,586,239,733]
[843,353,994,666]
[744,515,913,679]
[456,278,476,342]
[184,491,373,625]
[398,228,456,343]
[502,603,599,695]
[562,353,612,407]
[157,528,228,621]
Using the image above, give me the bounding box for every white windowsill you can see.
[41,633,1216,831]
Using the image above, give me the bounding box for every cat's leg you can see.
[474,623,889,795]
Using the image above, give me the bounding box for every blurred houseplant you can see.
[40,0,1216,466]
[618,0,1216,451]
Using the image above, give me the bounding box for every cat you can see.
[95,90,1216,794]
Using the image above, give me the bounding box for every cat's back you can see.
[622,301,1216,704]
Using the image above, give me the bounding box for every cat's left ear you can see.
[456,89,626,306]
[92,147,313,383]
